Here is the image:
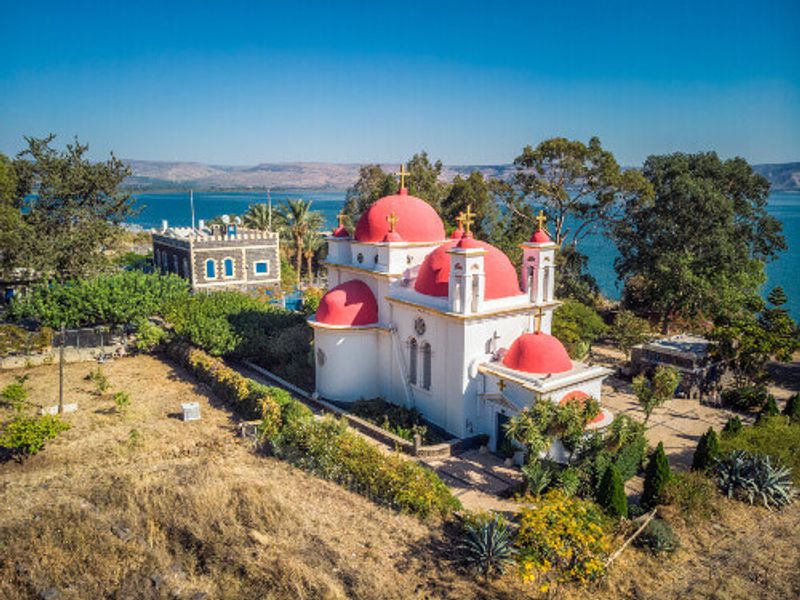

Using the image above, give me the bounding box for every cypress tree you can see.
[757,395,780,423]
[722,416,743,436]
[642,442,671,509]
[782,393,800,422]
[597,464,628,518]
[691,427,719,473]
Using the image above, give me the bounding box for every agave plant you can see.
[522,460,552,497]
[716,450,796,509]
[459,516,517,580]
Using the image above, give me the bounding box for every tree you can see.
[301,229,324,283]
[278,199,324,280]
[633,366,680,424]
[597,464,628,518]
[243,203,273,231]
[613,152,786,332]
[486,178,533,266]
[551,299,607,360]
[610,310,652,359]
[783,393,800,422]
[554,245,600,302]
[11,135,134,280]
[406,151,449,213]
[513,136,653,247]
[691,427,719,473]
[342,164,396,223]
[440,171,499,238]
[642,442,671,509]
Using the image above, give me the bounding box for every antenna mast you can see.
[267,188,272,231]
[190,189,196,237]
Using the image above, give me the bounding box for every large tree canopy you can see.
[6,135,134,280]
[614,152,786,332]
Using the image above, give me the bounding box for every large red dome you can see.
[354,188,445,243]
[414,239,522,300]
[315,280,378,326]
[502,332,573,374]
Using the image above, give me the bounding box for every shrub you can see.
[0,325,54,357]
[552,299,607,360]
[664,471,719,522]
[113,390,131,413]
[459,514,516,580]
[721,386,770,411]
[9,271,189,328]
[758,395,780,422]
[610,310,652,359]
[0,414,70,459]
[516,490,610,586]
[722,416,743,436]
[597,465,628,518]
[642,442,671,509]
[133,319,167,352]
[270,414,460,518]
[716,450,796,509]
[87,367,110,395]
[634,518,678,554]
[301,286,325,316]
[522,460,553,497]
[1,375,29,409]
[349,398,438,443]
[691,427,719,473]
[554,467,581,497]
[783,394,800,422]
[719,416,800,484]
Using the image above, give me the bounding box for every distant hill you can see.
[123,159,799,192]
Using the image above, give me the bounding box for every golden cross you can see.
[455,212,465,229]
[395,163,411,189]
[386,211,399,232]
[535,210,547,232]
[533,306,544,333]
[337,213,346,228]
[463,204,476,235]
[498,379,506,392]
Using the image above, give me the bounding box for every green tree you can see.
[243,203,273,231]
[614,152,786,332]
[440,171,499,238]
[342,164,396,223]
[642,442,672,509]
[610,310,652,359]
[278,199,324,280]
[301,229,324,282]
[597,464,628,518]
[406,151,449,213]
[633,366,681,424]
[486,178,533,266]
[691,427,719,473]
[12,135,134,280]
[783,393,800,422]
[554,245,600,302]
[551,299,607,360]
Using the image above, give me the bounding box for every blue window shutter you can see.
[206,260,215,278]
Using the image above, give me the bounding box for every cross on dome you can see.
[456,212,465,229]
[337,212,346,228]
[386,211,399,232]
[533,306,544,333]
[463,204,476,236]
[395,164,411,190]
[535,210,548,232]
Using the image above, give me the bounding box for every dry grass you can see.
[1,355,798,599]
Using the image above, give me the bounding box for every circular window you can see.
[316,348,326,366]
[356,253,364,264]
[414,317,426,336]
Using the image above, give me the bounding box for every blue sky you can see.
[1,0,798,166]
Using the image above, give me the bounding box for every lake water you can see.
[128,190,800,321]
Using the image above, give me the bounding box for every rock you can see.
[39,588,60,600]
[247,528,271,546]
[111,523,132,542]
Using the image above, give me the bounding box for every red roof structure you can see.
[502,332,573,374]
[354,188,445,243]
[315,279,379,326]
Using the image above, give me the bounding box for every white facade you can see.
[311,229,611,452]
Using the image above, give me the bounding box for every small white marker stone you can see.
[181,402,201,422]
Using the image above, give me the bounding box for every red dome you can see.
[354,188,445,243]
[531,229,551,243]
[414,240,522,300]
[332,225,350,238]
[502,332,573,374]
[315,280,378,326]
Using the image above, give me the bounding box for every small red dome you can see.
[531,229,551,243]
[315,280,378,326]
[354,188,445,243]
[383,229,404,243]
[502,332,573,374]
[332,225,350,238]
[414,240,522,300]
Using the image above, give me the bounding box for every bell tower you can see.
[520,210,558,305]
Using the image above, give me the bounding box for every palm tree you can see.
[302,230,324,283]
[243,203,272,231]
[278,199,324,280]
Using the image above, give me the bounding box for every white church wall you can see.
[314,328,380,401]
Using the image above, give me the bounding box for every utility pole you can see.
[58,323,65,414]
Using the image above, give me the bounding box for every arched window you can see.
[205,259,216,279]
[421,342,432,390]
[408,338,418,385]
[223,257,234,278]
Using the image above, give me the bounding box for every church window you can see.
[356,253,364,264]
[421,342,432,390]
[408,338,418,385]
[543,265,551,302]
[223,257,234,278]
[471,276,479,312]
[254,261,269,275]
[205,259,216,279]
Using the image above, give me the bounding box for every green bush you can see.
[634,518,678,554]
[719,416,800,484]
[722,416,743,436]
[721,386,770,412]
[349,398,441,444]
[133,319,168,352]
[459,514,516,580]
[552,299,607,360]
[522,460,553,497]
[664,471,719,522]
[0,325,54,357]
[270,414,460,518]
[0,414,70,459]
[113,390,131,413]
[9,271,189,328]
[642,442,671,509]
[1,376,29,409]
[86,367,111,395]
[554,467,581,497]
[691,427,719,473]
[783,394,800,422]
[597,464,628,518]
[757,395,780,422]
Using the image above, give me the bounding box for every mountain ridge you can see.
[122,159,800,192]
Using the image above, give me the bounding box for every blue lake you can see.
[128,190,800,321]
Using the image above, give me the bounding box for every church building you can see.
[309,167,612,454]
